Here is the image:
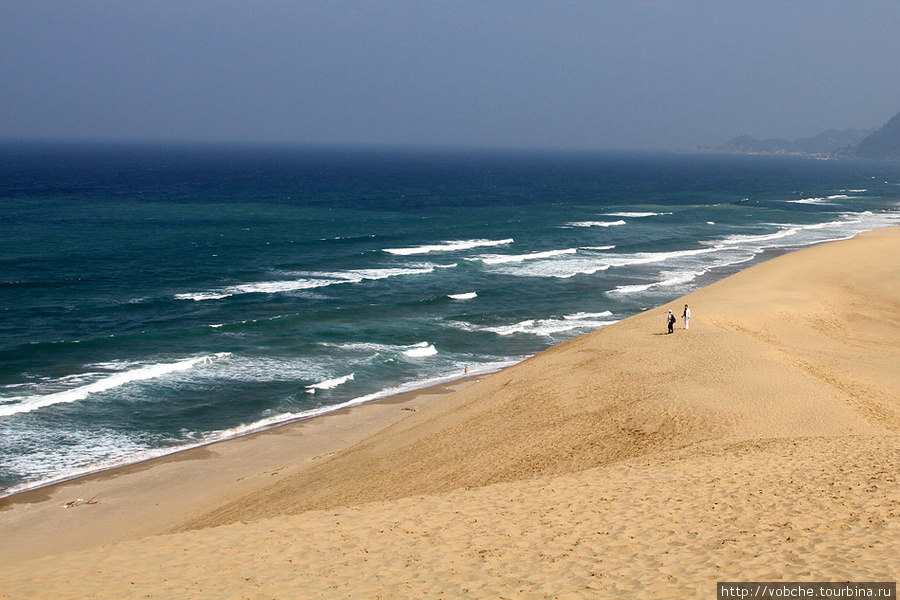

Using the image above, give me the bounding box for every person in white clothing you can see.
[682,304,691,330]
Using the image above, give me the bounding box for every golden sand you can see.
[2,227,899,599]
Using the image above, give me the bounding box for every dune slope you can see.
[180,227,900,530]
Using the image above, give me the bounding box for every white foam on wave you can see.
[403,342,438,358]
[479,248,578,265]
[707,217,874,250]
[564,220,627,228]
[0,427,178,499]
[305,373,354,393]
[485,256,611,279]
[609,271,708,295]
[487,246,717,280]
[201,358,521,445]
[605,247,719,267]
[0,354,523,499]
[711,227,802,246]
[787,197,828,204]
[483,312,618,337]
[788,194,853,205]
[608,212,900,297]
[564,311,614,320]
[323,340,440,359]
[0,353,232,418]
[603,212,670,217]
[383,238,514,255]
[177,291,234,301]
[448,292,477,300]
[176,266,443,302]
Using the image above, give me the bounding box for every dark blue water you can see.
[2,142,899,495]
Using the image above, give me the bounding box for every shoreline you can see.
[0,374,482,562]
[0,218,890,504]
[0,367,496,502]
[0,229,854,503]
[2,226,899,596]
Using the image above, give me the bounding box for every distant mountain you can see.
[794,129,872,154]
[852,112,900,160]
[717,129,871,156]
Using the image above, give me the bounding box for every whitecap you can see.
[383,238,514,255]
[563,311,614,320]
[602,212,670,217]
[0,353,232,418]
[483,314,618,337]
[403,343,437,357]
[306,373,354,392]
[787,197,828,204]
[563,220,627,228]
[480,248,577,265]
[448,292,477,300]
[176,266,442,302]
[175,291,233,302]
[485,257,612,279]
[608,271,704,295]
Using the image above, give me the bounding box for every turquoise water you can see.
[2,143,899,495]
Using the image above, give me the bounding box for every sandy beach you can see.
[2,227,899,599]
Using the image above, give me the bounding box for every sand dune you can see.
[4,436,899,598]
[180,228,900,527]
[2,227,899,599]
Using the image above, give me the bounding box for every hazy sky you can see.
[3,1,900,151]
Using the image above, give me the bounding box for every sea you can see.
[2,142,899,497]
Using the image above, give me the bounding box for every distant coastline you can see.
[705,109,900,161]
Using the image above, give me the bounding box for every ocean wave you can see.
[305,373,354,393]
[787,194,853,205]
[383,238,514,255]
[176,266,442,302]
[602,212,670,217]
[319,340,439,360]
[563,220,627,228]
[608,271,709,295]
[482,256,611,279]
[607,213,900,297]
[448,292,477,300]
[479,248,578,265]
[482,312,618,337]
[0,353,231,418]
[564,311,614,320]
[485,246,718,280]
[707,217,870,249]
[0,427,172,499]
[403,342,438,357]
[603,247,719,268]
[203,360,520,445]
